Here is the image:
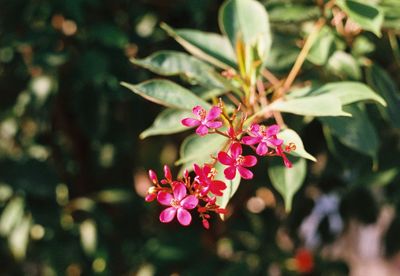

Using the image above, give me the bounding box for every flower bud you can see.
[202,219,210,229]
[163,165,172,182]
[148,170,158,184]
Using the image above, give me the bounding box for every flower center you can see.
[196,108,206,120]
[235,155,245,166]
[170,198,180,208]
[207,167,217,179]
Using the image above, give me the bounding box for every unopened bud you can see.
[148,170,158,184]
[163,165,172,182]
[202,219,210,229]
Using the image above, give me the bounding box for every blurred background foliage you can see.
[0,0,400,275]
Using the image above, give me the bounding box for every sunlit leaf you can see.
[80,219,97,256]
[131,51,224,89]
[268,156,306,212]
[278,129,316,161]
[140,108,192,139]
[307,26,335,65]
[0,197,24,236]
[336,0,383,37]
[176,134,228,166]
[121,79,210,110]
[215,161,241,219]
[161,23,236,69]
[269,94,350,117]
[326,51,362,80]
[8,214,31,260]
[219,0,272,59]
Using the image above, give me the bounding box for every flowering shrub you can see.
[122,0,390,228]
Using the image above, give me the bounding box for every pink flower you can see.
[181,105,223,136]
[193,164,227,196]
[218,143,257,180]
[157,183,199,226]
[242,124,283,156]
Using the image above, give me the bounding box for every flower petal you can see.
[267,124,280,136]
[173,182,187,201]
[267,137,283,147]
[206,106,222,120]
[181,195,199,210]
[241,136,260,145]
[256,142,268,156]
[181,118,200,127]
[206,121,222,129]
[249,123,260,133]
[177,208,192,226]
[209,180,227,196]
[157,192,173,206]
[192,105,204,116]
[224,166,237,180]
[242,155,257,167]
[159,207,176,223]
[230,143,242,159]
[237,166,253,179]
[196,125,209,136]
[218,151,234,165]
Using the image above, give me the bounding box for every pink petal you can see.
[249,123,260,133]
[256,142,268,156]
[181,118,200,127]
[157,192,173,206]
[241,136,260,145]
[209,180,227,196]
[192,105,204,116]
[196,125,209,136]
[242,155,257,167]
[159,207,176,223]
[267,137,283,147]
[193,163,202,176]
[230,143,242,159]
[237,166,253,179]
[267,124,280,136]
[206,120,222,129]
[224,166,237,180]
[181,195,199,210]
[218,151,234,165]
[173,182,187,201]
[206,106,222,120]
[177,208,192,226]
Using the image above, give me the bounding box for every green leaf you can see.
[269,4,319,23]
[80,219,97,256]
[140,109,192,139]
[219,0,272,58]
[320,104,379,158]
[161,23,236,69]
[336,0,384,37]
[355,168,398,187]
[366,64,400,128]
[8,215,31,261]
[307,26,335,65]
[0,197,24,237]
[268,156,306,212]
[192,87,227,100]
[215,161,241,219]
[121,79,210,110]
[269,94,351,117]
[289,81,386,106]
[131,51,224,89]
[326,51,362,80]
[278,129,316,161]
[176,134,227,166]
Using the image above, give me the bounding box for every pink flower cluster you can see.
[145,105,295,228]
[145,165,227,229]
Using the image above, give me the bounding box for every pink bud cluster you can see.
[145,105,295,228]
